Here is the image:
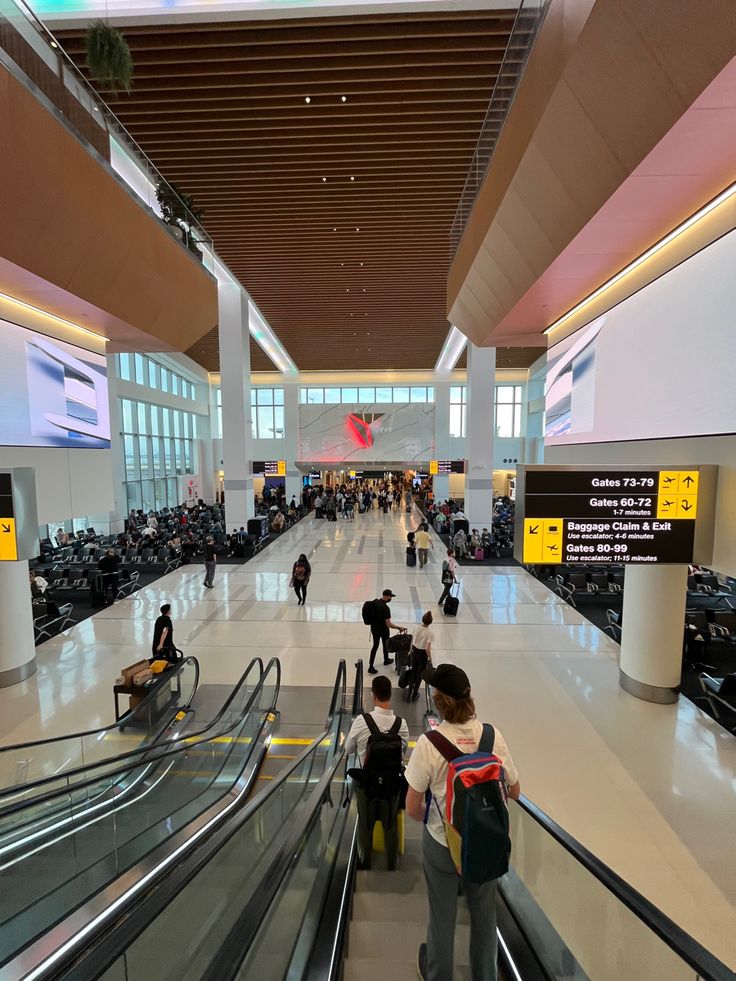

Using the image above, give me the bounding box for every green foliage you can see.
[85,21,133,93]
[156,182,205,261]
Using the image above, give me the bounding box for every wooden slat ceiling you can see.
[57,10,541,372]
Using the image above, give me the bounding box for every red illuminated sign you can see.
[346,412,384,448]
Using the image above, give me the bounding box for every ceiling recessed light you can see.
[362,288,366,292]
[341,262,344,266]
[350,176,355,181]
[346,289,350,293]
[50,40,58,48]
[360,262,364,266]
[341,95,347,103]
[305,96,311,104]
[333,227,337,232]
[322,177,327,182]
[356,227,360,232]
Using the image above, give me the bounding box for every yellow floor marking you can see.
[265,754,297,760]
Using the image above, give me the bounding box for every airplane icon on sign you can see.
[662,500,674,509]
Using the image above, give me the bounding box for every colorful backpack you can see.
[426,724,511,883]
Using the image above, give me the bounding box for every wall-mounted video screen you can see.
[545,230,736,446]
[0,319,110,448]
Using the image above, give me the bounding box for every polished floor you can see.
[2,506,735,968]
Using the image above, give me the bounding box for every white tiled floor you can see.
[1,507,735,967]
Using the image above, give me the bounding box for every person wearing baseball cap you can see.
[365,588,406,675]
[405,664,521,981]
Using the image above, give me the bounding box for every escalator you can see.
[0,657,280,975]
[0,655,269,859]
[4,663,732,981]
[0,659,361,981]
[0,656,202,806]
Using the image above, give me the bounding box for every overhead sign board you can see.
[519,468,703,565]
[253,460,286,477]
[0,469,39,562]
[429,460,464,475]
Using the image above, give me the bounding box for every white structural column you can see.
[464,344,495,525]
[618,565,688,704]
[218,283,255,526]
[283,384,302,503]
[0,561,36,687]
[432,379,451,501]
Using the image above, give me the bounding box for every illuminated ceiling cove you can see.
[34,0,510,26]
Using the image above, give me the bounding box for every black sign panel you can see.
[522,468,698,565]
[253,460,284,476]
[0,473,13,519]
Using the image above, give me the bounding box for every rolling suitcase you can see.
[388,631,412,661]
[394,643,412,674]
[406,546,416,568]
[443,586,459,617]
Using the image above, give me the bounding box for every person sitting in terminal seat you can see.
[469,529,482,555]
[345,674,409,870]
[405,664,520,981]
[453,527,468,559]
[481,529,492,553]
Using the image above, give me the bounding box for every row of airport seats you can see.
[551,566,625,607]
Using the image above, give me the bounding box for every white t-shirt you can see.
[405,718,518,846]
[412,625,434,652]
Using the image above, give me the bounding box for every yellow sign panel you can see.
[429,460,438,475]
[523,518,563,564]
[277,460,286,477]
[656,471,698,519]
[0,518,17,561]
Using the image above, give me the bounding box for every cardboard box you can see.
[129,693,147,712]
[133,668,153,687]
[121,660,149,686]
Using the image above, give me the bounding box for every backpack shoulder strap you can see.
[479,724,495,754]
[363,713,380,735]
[426,730,462,763]
[388,716,403,736]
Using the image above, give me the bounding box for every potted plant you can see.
[85,21,133,93]
[156,182,205,261]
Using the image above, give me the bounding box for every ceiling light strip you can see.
[544,182,736,337]
[0,290,106,344]
[435,324,467,372]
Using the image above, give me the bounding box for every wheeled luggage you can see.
[398,664,414,689]
[443,586,459,616]
[388,631,412,660]
[394,643,412,674]
[406,546,416,568]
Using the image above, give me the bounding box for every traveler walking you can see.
[98,548,121,605]
[152,603,176,660]
[409,611,434,701]
[416,522,433,568]
[203,536,217,588]
[291,552,311,605]
[405,664,520,981]
[438,548,457,607]
[345,674,409,870]
[362,589,406,674]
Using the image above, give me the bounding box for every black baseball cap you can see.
[382,589,397,598]
[421,663,471,699]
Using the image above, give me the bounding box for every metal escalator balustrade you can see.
[0,656,201,804]
[0,655,264,827]
[34,660,361,981]
[0,658,281,980]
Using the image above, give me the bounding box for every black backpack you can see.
[361,713,404,799]
[361,599,378,625]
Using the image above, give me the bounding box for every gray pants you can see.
[422,827,498,981]
[204,560,216,586]
[418,548,429,567]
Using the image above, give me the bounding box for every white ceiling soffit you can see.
[33,0,518,28]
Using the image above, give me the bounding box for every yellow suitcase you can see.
[372,809,405,855]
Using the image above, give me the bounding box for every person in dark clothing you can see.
[152,603,175,659]
[98,548,120,605]
[203,536,216,588]
[291,553,311,605]
[367,589,405,674]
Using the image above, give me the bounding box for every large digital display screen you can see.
[545,230,736,446]
[0,319,110,448]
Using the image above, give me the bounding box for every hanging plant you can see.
[156,182,205,261]
[85,21,133,93]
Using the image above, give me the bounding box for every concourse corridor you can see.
[1,504,735,970]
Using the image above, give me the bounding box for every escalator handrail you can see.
[0,655,201,751]
[199,659,362,981]
[36,660,351,981]
[1,657,283,981]
[0,656,265,816]
[514,794,735,981]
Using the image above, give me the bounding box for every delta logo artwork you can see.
[346,412,385,448]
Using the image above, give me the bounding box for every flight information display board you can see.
[521,469,699,565]
[253,460,286,476]
[429,460,464,474]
